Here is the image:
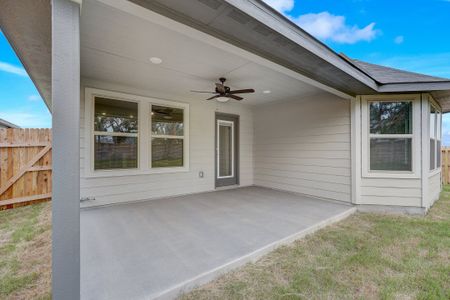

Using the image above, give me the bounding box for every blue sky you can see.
[0,31,51,128]
[0,0,449,139]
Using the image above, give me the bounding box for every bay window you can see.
[369,101,413,171]
[86,88,189,176]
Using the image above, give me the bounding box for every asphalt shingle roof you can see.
[349,59,450,85]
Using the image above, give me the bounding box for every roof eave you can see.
[378,82,450,93]
[226,0,379,91]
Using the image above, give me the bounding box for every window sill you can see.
[362,170,420,179]
[83,167,190,178]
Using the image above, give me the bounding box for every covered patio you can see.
[81,186,355,299]
[3,0,450,299]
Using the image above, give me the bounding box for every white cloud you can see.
[394,35,404,44]
[28,95,42,102]
[262,1,379,44]
[0,61,27,76]
[292,12,378,44]
[0,111,51,128]
[262,0,294,13]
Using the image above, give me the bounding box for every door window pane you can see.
[152,138,183,168]
[370,138,412,171]
[219,124,233,177]
[95,97,138,133]
[370,101,412,134]
[151,105,184,136]
[94,136,138,170]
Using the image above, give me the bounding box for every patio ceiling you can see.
[80,0,327,105]
[2,0,450,110]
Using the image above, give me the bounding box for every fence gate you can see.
[0,128,52,210]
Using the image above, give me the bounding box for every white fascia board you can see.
[378,82,450,93]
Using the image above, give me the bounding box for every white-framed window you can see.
[84,88,189,177]
[361,95,421,178]
[150,104,185,168]
[93,97,139,170]
[429,101,442,172]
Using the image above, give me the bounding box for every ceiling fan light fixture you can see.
[216,96,230,103]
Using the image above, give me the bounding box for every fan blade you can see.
[190,90,216,94]
[206,95,220,100]
[228,89,255,94]
[227,94,243,101]
[215,83,225,94]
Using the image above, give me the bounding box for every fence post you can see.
[445,148,449,185]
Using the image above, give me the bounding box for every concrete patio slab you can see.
[81,187,355,300]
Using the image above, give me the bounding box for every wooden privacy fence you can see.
[442,148,450,185]
[0,129,52,210]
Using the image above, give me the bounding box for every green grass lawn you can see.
[181,188,450,300]
[0,189,449,299]
[0,202,51,299]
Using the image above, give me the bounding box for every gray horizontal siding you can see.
[80,80,253,206]
[254,93,351,203]
[427,172,441,207]
[359,178,422,207]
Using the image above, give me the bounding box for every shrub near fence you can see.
[0,128,52,210]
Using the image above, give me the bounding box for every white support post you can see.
[51,0,80,299]
[421,94,429,209]
[351,96,361,204]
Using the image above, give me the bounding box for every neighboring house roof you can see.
[1,0,450,110]
[0,118,20,128]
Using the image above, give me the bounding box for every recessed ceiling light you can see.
[149,57,163,64]
[262,90,271,94]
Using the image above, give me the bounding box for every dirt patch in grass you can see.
[0,203,52,299]
[181,191,450,300]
